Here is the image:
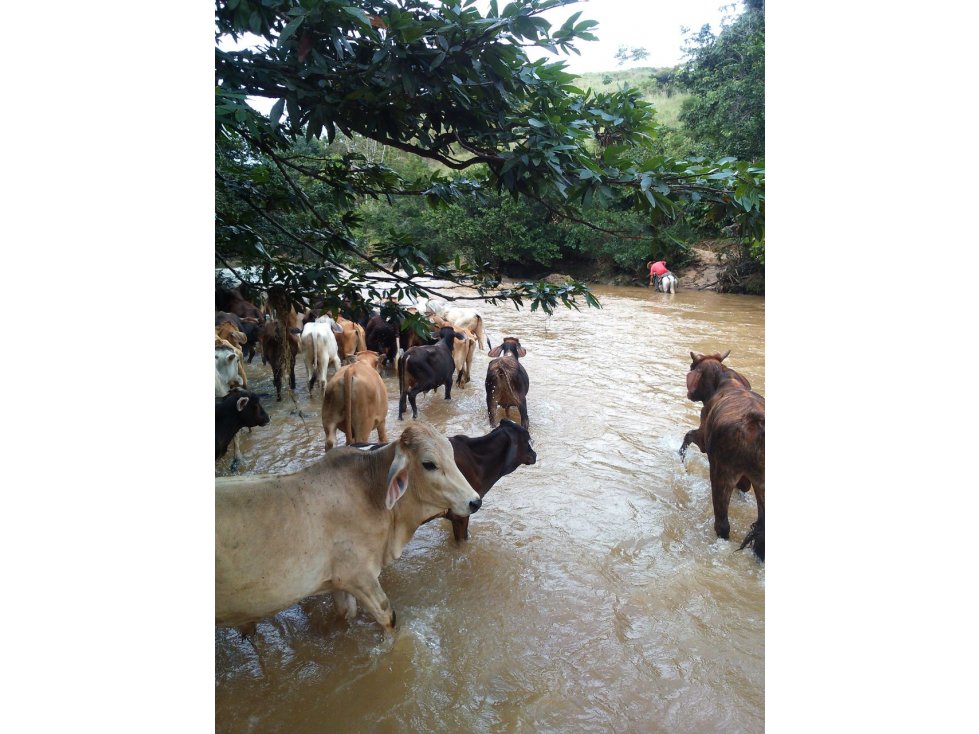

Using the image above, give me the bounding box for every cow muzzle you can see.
[468,497,482,514]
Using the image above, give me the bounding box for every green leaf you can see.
[269,98,285,124]
[277,15,304,46]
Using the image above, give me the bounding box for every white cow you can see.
[300,319,343,393]
[215,345,243,397]
[215,422,482,633]
[426,299,490,351]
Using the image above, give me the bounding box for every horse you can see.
[655,272,678,293]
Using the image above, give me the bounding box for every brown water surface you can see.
[216,285,765,733]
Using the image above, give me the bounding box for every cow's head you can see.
[353,350,384,372]
[686,350,731,402]
[489,337,526,359]
[215,346,242,393]
[225,389,271,427]
[497,419,537,469]
[385,423,481,519]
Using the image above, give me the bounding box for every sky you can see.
[511,0,733,73]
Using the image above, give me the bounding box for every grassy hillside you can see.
[573,66,689,128]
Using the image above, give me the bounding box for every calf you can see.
[300,319,343,393]
[215,389,271,460]
[259,320,299,401]
[398,326,465,420]
[680,351,765,560]
[216,423,481,633]
[485,337,530,429]
[321,350,389,450]
[446,420,537,541]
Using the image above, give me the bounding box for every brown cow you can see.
[680,351,765,560]
[216,286,264,323]
[321,350,389,450]
[680,348,753,496]
[485,337,530,429]
[259,320,299,401]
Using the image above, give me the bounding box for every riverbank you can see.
[534,239,764,294]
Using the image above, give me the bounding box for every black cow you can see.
[215,389,271,460]
[397,326,464,420]
[445,420,536,541]
[486,337,530,429]
[365,314,399,367]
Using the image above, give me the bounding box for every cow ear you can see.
[236,396,250,412]
[719,349,731,362]
[686,370,700,394]
[488,345,502,357]
[690,351,700,362]
[517,347,527,357]
[386,447,410,509]
[331,321,343,334]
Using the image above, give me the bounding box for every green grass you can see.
[573,67,690,128]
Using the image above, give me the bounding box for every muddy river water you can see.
[215,284,765,733]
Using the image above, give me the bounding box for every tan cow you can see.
[215,422,482,633]
[332,316,367,361]
[321,350,388,450]
[448,325,477,387]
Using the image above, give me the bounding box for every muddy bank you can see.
[505,239,763,293]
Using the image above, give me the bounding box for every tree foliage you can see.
[215,0,765,314]
[674,0,765,162]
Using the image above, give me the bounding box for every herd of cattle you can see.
[214,284,765,639]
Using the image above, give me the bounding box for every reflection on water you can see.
[216,286,765,733]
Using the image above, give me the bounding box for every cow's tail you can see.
[475,315,489,351]
[345,367,354,443]
[398,351,408,401]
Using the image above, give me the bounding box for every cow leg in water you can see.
[332,591,358,622]
[408,387,420,419]
[739,476,765,561]
[229,434,242,472]
[709,462,737,541]
[518,400,530,429]
[374,418,388,444]
[347,576,396,631]
[273,366,282,401]
[323,420,337,452]
[486,392,497,426]
[679,428,704,461]
[288,353,297,391]
[443,376,453,400]
[451,514,471,542]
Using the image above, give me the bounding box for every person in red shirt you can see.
[647,260,668,288]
